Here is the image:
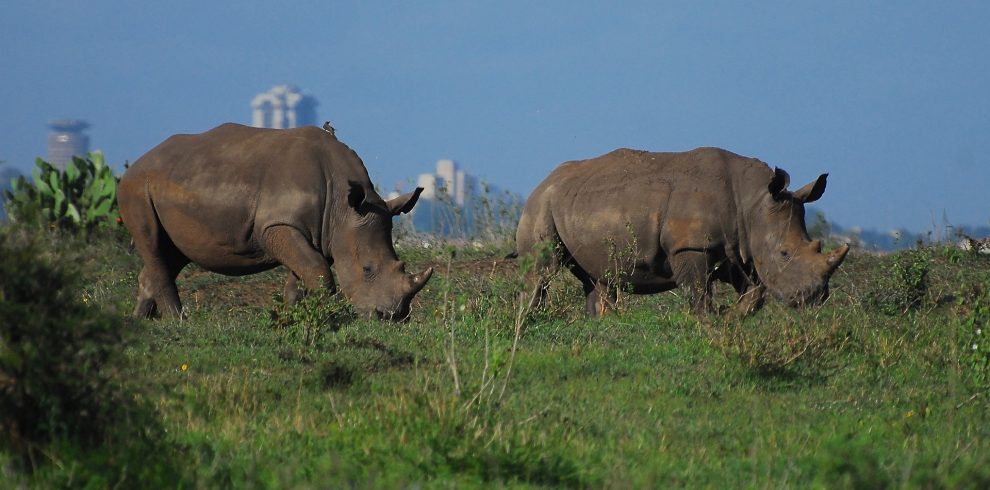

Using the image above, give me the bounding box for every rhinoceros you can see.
[118,123,433,320]
[515,147,849,315]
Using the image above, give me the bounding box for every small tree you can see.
[808,211,832,241]
[2,152,120,234]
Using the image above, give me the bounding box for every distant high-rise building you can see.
[416,174,437,200]
[414,159,476,207]
[389,159,521,237]
[47,119,90,169]
[251,85,318,129]
[397,159,481,234]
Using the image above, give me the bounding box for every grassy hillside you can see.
[2,228,989,488]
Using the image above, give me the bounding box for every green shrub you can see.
[0,229,173,482]
[957,284,990,391]
[868,248,932,315]
[267,288,357,345]
[2,153,121,234]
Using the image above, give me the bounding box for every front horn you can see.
[409,267,434,294]
[826,244,850,272]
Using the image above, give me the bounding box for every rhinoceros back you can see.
[119,123,370,273]
[519,147,770,282]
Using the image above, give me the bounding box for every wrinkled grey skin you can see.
[515,147,849,315]
[118,123,433,320]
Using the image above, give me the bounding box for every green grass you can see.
[4,229,990,488]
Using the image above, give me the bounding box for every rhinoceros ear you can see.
[792,173,828,204]
[347,181,367,210]
[386,187,425,216]
[768,167,790,199]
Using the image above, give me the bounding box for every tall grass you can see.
[3,222,990,486]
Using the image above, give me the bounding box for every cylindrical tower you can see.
[47,119,90,169]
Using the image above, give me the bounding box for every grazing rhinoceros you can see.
[118,123,433,320]
[515,147,849,315]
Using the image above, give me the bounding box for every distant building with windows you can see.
[251,85,318,129]
[415,159,477,206]
[390,159,520,237]
[47,119,90,169]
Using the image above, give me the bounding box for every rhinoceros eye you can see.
[363,265,374,278]
[780,250,790,258]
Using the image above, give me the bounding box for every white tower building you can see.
[47,120,90,170]
[416,174,437,200]
[251,85,318,129]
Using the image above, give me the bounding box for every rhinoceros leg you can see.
[133,245,188,319]
[262,225,336,300]
[584,280,617,318]
[725,263,765,315]
[520,256,557,311]
[282,272,302,304]
[129,215,188,319]
[671,250,715,313]
[734,283,765,315]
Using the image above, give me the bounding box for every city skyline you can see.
[1,2,988,233]
[251,85,318,129]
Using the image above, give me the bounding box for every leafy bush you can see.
[267,288,356,345]
[957,284,990,391]
[2,153,120,233]
[868,248,932,315]
[0,229,170,481]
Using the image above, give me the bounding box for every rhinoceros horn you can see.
[825,243,850,273]
[409,267,434,294]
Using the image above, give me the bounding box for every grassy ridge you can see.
[3,230,990,488]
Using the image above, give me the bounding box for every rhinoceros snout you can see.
[352,266,432,322]
[374,302,412,323]
[784,284,830,308]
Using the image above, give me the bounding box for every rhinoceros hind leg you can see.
[671,250,715,314]
[133,253,187,319]
[263,225,335,297]
[584,280,617,318]
[517,243,566,311]
[130,223,188,319]
[133,292,157,319]
[521,265,555,311]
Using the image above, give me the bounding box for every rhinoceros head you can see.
[331,183,433,320]
[749,168,849,307]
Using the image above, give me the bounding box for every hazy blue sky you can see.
[1,1,987,232]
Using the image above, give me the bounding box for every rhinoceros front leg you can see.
[262,225,336,302]
[734,283,765,315]
[671,250,715,314]
[282,272,302,304]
